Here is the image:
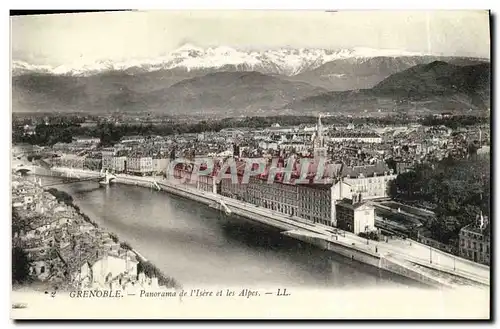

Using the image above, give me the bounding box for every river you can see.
[44,177,423,289]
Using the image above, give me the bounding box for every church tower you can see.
[313,114,328,158]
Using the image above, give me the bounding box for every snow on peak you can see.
[12,45,428,77]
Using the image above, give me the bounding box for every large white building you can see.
[127,156,153,175]
[112,156,127,172]
[72,136,101,145]
[341,163,397,200]
[152,158,169,174]
[328,132,382,144]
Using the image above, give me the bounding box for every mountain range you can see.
[12,44,431,77]
[12,45,490,115]
[285,61,491,115]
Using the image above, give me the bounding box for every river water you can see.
[45,177,422,289]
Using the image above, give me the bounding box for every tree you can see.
[12,247,30,285]
[120,241,132,251]
[387,180,398,199]
[393,170,419,198]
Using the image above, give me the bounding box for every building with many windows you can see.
[459,214,490,265]
[197,174,216,193]
[328,132,382,144]
[342,163,397,200]
[220,175,334,225]
[72,136,101,145]
[126,155,153,176]
[101,148,116,170]
[112,156,127,173]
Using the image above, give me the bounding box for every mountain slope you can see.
[12,71,326,114]
[290,56,489,90]
[285,61,491,115]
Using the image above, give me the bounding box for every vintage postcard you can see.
[10,10,491,320]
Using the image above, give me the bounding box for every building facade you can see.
[335,195,376,235]
[101,148,116,170]
[459,215,490,265]
[328,132,382,144]
[344,172,396,200]
[127,156,153,175]
[112,156,127,173]
[221,176,334,226]
[72,136,101,145]
[152,158,169,174]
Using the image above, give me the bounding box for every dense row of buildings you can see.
[173,161,378,234]
[12,172,175,291]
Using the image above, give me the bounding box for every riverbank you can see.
[12,171,181,292]
[47,187,182,290]
[35,166,490,289]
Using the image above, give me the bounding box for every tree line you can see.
[13,114,488,147]
[421,115,489,129]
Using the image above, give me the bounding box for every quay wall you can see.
[379,257,450,289]
[283,230,449,288]
[156,182,296,231]
[286,231,381,268]
[326,241,381,269]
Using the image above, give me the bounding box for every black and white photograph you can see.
[9,9,491,319]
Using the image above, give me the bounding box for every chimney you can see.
[352,193,358,204]
[358,193,362,203]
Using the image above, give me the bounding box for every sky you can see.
[11,10,490,66]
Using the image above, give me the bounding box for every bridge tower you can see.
[100,169,117,185]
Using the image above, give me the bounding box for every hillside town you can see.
[11,171,180,293]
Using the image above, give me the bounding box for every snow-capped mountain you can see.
[12,44,429,77]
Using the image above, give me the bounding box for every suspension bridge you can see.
[13,160,117,188]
